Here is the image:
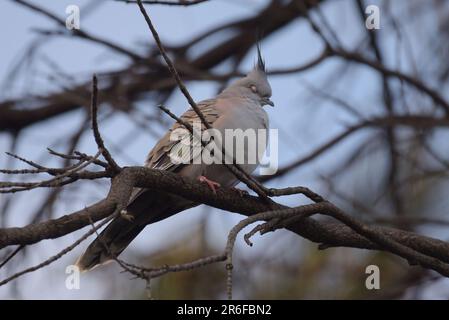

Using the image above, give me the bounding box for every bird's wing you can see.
[145,99,221,172]
[126,99,221,204]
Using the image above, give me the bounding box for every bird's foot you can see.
[231,187,249,197]
[198,176,221,194]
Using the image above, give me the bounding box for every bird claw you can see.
[198,176,221,194]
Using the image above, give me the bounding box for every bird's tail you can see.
[75,190,194,271]
[75,215,146,271]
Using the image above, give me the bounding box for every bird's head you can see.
[221,45,274,107]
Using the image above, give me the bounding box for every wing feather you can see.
[145,99,220,172]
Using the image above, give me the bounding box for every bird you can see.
[75,47,274,271]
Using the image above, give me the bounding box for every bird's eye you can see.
[250,85,258,93]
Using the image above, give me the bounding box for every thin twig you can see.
[12,0,144,61]
[90,75,121,173]
[0,245,24,270]
[0,150,102,193]
[119,0,209,5]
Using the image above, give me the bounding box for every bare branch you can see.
[90,75,121,173]
[12,0,144,61]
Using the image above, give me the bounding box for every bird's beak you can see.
[263,98,275,107]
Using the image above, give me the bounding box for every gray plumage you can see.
[75,53,274,271]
